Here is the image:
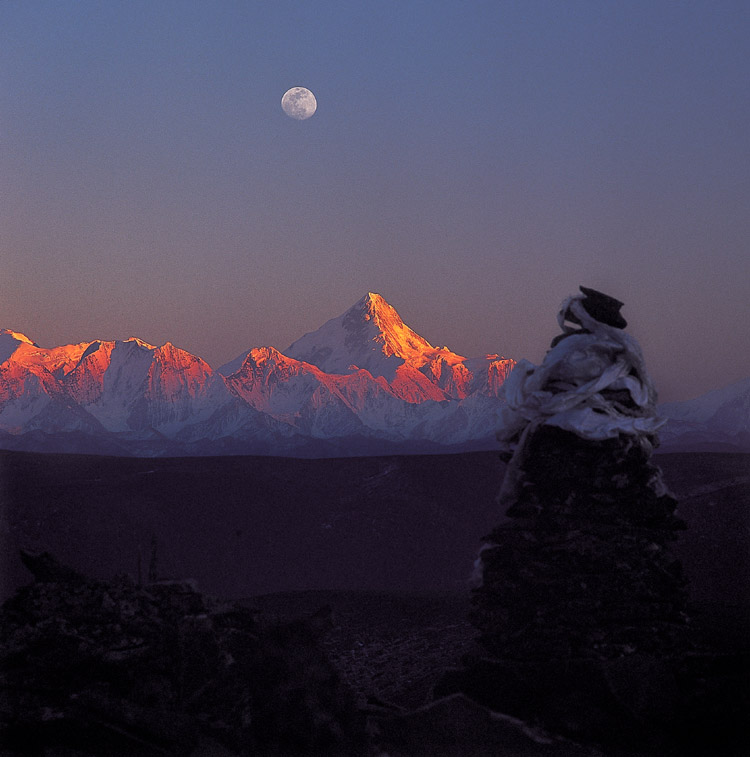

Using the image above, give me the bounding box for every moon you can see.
[281,87,317,120]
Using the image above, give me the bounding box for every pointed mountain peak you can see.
[345,292,435,356]
[358,291,388,310]
[355,291,399,313]
[1,329,36,346]
[124,337,157,349]
[286,293,444,379]
[350,292,416,332]
[247,346,288,364]
[0,329,38,364]
[218,345,292,377]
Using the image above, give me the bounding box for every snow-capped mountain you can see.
[2,296,747,457]
[218,294,514,444]
[286,293,512,402]
[0,294,516,456]
[1,336,226,433]
[658,377,750,452]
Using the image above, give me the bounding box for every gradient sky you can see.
[1,1,748,402]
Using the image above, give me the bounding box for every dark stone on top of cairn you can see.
[578,286,627,329]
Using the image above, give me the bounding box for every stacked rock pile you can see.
[0,550,364,756]
[471,287,689,661]
[472,423,689,660]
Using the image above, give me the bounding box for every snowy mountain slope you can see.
[0,295,518,456]
[221,346,457,440]
[286,293,438,380]
[0,335,236,441]
[660,377,750,427]
[284,292,514,403]
[0,332,104,435]
[217,295,518,441]
[4,300,747,457]
[0,329,95,376]
[0,331,36,364]
[425,353,515,399]
[222,347,374,438]
[658,377,750,451]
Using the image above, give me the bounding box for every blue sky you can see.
[1,1,748,401]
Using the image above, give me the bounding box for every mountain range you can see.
[0,293,515,457]
[658,376,750,452]
[2,293,747,457]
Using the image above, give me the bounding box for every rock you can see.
[0,552,366,756]
[19,548,86,583]
[435,657,642,748]
[457,289,697,753]
[578,286,627,329]
[373,693,597,756]
[436,651,750,755]
[474,289,690,662]
[472,426,690,662]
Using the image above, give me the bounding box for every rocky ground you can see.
[248,589,750,709]
[1,556,749,755]
[0,554,366,756]
[254,589,750,756]
[0,557,606,756]
[1,449,748,754]
[248,590,477,711]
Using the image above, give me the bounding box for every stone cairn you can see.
[471,287,690,661]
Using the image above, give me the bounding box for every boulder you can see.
[0,553,365,756]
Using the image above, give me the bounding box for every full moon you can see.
[281,87,317,120]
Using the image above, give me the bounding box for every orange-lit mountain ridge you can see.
[0,333,238,441]
[285,293,514,403]
[0,296,517,456]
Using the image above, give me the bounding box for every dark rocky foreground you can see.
[0,551,365,756]
[1,553,749,756]
[1,449,749,754]
[0,553,604,756]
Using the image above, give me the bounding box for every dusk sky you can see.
[2,1,748,403]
